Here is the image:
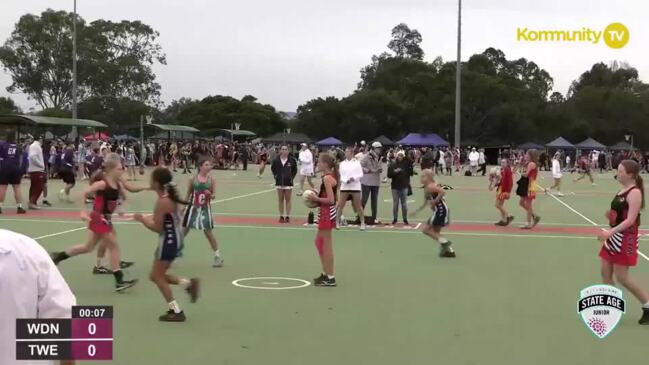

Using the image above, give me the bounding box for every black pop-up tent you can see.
[576,138,606,150]
[546,137,575,149]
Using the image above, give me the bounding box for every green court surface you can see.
[2,166,648,365]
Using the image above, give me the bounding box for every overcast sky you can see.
[0,0,645,113]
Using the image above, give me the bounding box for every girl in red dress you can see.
[492,157,514,226]
[51,153,138,292]
[306,153,338,287]
[598,160,649,324]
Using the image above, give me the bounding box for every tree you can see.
[176,95,285,137]
[387,23,424,60]
[0,96,21,114]
[0,9,166,110]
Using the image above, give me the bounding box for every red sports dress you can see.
[89,180,120,234]
[317,173,338,230]
[526,163,538,200]
[497,166,513,201]
[599,187,640,266]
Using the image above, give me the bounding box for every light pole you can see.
[453,0,462,149]
[141,114,152,166]
[72,0,79,141]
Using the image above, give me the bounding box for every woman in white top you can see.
[297,143,315,195]
[545,152,564,196]
[336,147,366,231]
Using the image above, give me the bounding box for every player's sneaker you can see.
[159,310,186,322]
[120,260,134,269]
[639,308,649,325]
[115,279,138,292]
[185,278,200,303]
[316,276,337,287]
[42,200,52,207]
[532,215,541,227]
[212,256,224,268]
[360,223,366,231]
[494,220,507,226]
[58,189,66,201]
[505,216,514,226]
[17,206,26,214]
[92,266,111,275]
[555,192,565,197]
[439,242,456,258]
[313,273,326,286]
[285,216,290,223]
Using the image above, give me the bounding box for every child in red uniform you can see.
[51,153,138,292]
[492,157,514,226]
[306,153,338,287]
[597,160,649,324]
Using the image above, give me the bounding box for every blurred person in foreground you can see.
[0,229,76,365]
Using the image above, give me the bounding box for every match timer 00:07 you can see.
[16,305,113,361]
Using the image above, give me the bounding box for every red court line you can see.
[7,209,648,237]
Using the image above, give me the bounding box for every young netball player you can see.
[410,169,456,258]
[0,134,27,214]
[92,170,148,274]
[182,158,223,267]
[305,153,338,286]
[598,160,649,324]
[51,153,138,291]
[58,144,76,203]
[133,167,200,322]
[257,146,268,178]
[124,143,138,181]
[491,157,514,226]
[545,152,564,196]
[516,149,541,229]
[574,153,596,186]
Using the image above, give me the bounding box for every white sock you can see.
[327,275,335,279]
[643,302,649,309]
[214,250,221,257]
[96,257,104,267]
[439,237,449,244]
[168,300,181,314]
[178,278,191,289]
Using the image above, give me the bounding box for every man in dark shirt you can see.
[0,134,27,214]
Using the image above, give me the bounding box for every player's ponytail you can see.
[636,175,645,210]
[164,182,189,206]
[620,159,645,210]
[151,167,189,205]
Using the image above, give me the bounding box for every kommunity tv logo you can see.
[517,23,629,49]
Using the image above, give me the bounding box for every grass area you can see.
[3,165,648,364]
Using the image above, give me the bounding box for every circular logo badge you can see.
[603,23,629,49]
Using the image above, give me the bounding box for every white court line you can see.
[544,187,649,262]
[5,218,649,242]
[415,222,422,229]
[211,188,276,204]
[34,227,86,240]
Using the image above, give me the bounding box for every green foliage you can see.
[0,96,21,114]
[297,24,649,147]
[172,95,286,137]
[0,9,165,110]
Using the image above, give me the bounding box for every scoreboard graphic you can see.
[16,305,113,361]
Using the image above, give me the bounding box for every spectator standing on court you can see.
[297,143,315,196]
[387,151,413,225]
[0,229,77,365]
[271,145,297,223]
[360,142,383,225]
[27,137,48,210]
[468,148,479,176]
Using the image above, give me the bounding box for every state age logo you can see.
[577,285,626,339]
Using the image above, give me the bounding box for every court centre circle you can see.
[232,277,311,290]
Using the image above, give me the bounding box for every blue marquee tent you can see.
[396,133,449,147]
